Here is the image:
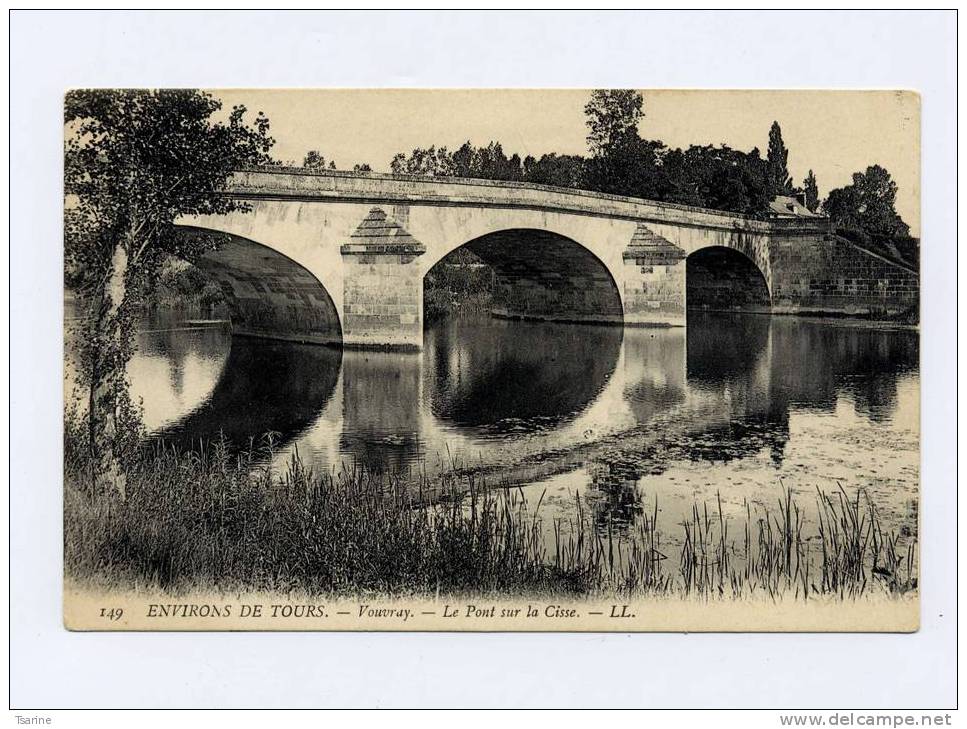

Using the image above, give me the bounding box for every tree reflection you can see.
[586,460,645,531]
[582,313,919,537]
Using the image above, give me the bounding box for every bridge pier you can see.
[181,170,918,349]
[620,224,688,327]
[340,208,427,350]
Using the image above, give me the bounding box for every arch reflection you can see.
[425,318,622,436]
[156,337,342,452]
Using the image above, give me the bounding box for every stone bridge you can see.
[177,168,919,349]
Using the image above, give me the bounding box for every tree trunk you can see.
[88,242,131,499]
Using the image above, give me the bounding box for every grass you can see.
[64,431,917,601]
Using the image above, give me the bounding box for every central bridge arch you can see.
[426,228,624,324]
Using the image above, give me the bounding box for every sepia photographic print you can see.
[63,88,920,632]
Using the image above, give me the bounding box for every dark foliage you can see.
[522,153,586,188]
[150,261,225,307]
[386,90,777,217]
[803,170,820,212]
[824,165,916,268]
[767,121,794,196]
[423,249,495,324]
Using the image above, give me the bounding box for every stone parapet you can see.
[225,168,830,237]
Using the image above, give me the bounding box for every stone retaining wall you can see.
[769,234,919,318]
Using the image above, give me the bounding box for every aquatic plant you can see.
[63,430,917,600]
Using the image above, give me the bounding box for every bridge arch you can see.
[425,228,624,325]
[686,245,772,313]
[175,225,343,345]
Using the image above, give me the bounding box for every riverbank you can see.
[65,427,917,603]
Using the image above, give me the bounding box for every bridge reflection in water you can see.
[96,307,907,547]
[117,309,920,542]
[135,312,917,521]
[425,319,622,434]
[153,334,342,451]
[583,313,918,532]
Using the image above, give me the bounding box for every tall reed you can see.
[64,434,917,600]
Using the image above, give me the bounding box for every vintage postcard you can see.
[63,89,920,631]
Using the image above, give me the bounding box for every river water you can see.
[66,309,920,548]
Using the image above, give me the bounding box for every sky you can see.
[211,89,920,236]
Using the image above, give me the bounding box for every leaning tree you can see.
[64,89,275,494]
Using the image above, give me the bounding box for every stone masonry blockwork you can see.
[769,234,919,317]
[176,170,920,349]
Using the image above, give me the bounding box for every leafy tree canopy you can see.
[390,145,456,176]
[303,150,331,169]
[767,121,794,196]
[823,164,910,239]
[296,151,368,172]
[823,165,916,268]
[64,89,275,490]
[584,89,644,156]
[385,91,818,218]
[65,89,274,294]
[803,170,819,212]
[522,153,586,189]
